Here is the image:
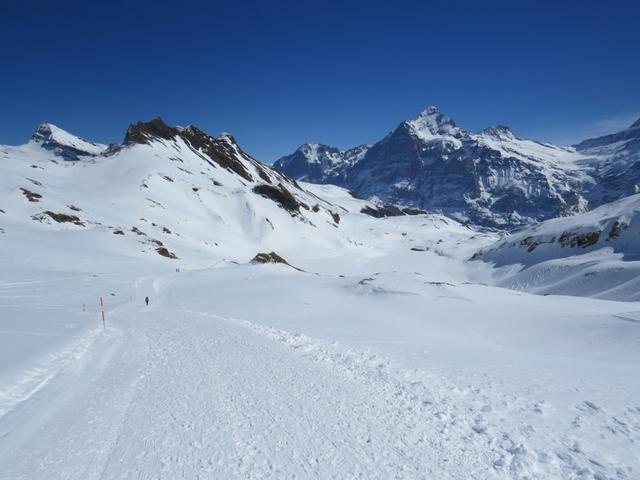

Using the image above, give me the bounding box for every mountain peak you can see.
[32,122,57,139]
[481,125,515,139]
[298,143,343,161]
[419,106,440,116]
[405,106,460,140]
[631,117,640,129]
[124,117,178,145]
[30,123,106,159]
[298,142,333,152]
[218,132,238,145]
[32,123,78,144]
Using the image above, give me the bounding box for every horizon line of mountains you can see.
[8,106,640,229]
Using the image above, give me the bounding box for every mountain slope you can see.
[275,107,594,228]
[30,123,107,160]
[0,119,369,269]
[575,117,640,206]
[474,193,640,300]
[273,143,370,184]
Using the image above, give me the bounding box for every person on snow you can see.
[145,296,149,307]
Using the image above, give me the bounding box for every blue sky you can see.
[1,0,638,162]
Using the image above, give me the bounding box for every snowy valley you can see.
[0,119,639,480]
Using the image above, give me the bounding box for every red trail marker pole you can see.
[100,296,106,330]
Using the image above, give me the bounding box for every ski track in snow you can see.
[0,276,638,479]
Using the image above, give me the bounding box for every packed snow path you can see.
[0,277,487,479]
[1,274,638,479]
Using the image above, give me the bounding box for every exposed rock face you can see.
[41,211,84,225]
[180,126,255,182]
[250,252,304,271]
[558,231,601,248]
[252,184,301,213]
[251,252,290,265]
[20,188,42,202]
[124,118,178,145]
[156,247,178,259]
[606,221,626,241]
[275,107,593,228]
[360,204,427,218]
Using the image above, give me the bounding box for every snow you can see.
[31,123,107,156]
[1,126,639,479]
[283,143,371,175]
[300,143,323,163]
[406,106,463,147]
[477,194,640,301]
[474,129,586,170]
[1,249,639,479]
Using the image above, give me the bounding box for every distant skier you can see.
[145,296,149,307]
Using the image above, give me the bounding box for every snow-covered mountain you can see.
[0,118,448,268]
[275,107,640,229]
[576,117,640,206]
[0,119,368,267]
[273,143,370,184]
[30,123,107,160]
[474,193,640,300]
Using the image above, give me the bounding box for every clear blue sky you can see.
[1,0,638,162]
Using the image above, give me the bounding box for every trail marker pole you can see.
[100,296,106,330]
[82,303,85,313]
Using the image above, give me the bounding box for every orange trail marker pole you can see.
[100,296,106,330]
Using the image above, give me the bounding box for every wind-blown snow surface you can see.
[1,124,639,479]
